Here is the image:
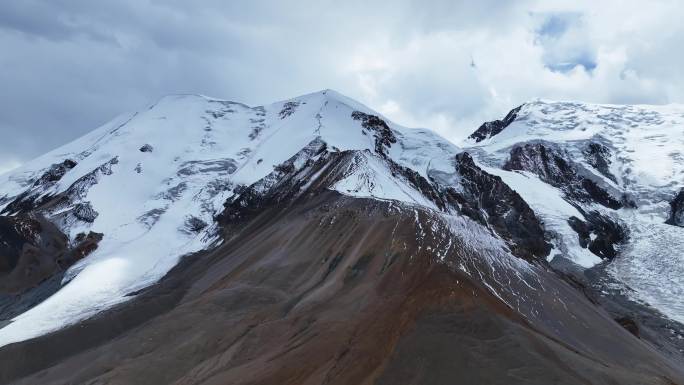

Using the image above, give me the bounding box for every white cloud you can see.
[1,0,683,161]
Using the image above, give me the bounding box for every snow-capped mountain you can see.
[0,91,682,385]
[0,90,472,346]
[465,100,684,324]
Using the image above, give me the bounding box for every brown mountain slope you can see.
[1,192,681,385]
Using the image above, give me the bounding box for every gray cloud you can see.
[1,0,684,172]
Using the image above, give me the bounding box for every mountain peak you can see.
[0,89,464,347]
[282,88,373,115]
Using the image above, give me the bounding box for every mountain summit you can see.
[0,91,682,384]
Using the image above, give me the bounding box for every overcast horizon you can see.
[2,0,684,174]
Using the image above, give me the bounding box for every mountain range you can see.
[0,90,683,384]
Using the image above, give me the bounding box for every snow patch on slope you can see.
[333,152,438,210]
[482,167,601,268]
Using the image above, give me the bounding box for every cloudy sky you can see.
[2,0,684,173]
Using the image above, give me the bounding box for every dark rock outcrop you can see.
[32,159,77,187]
[0,215,62,276]
[0,215,101,294]
[184,216,207,233]
[568,211,626,260]
[2,157,117,217]
[219,139,332,224]
[1,159,77,215]
[278,101,299,119]
[583,142,617,183]
[468,105,522,142]
[504,143,623,209]
[72,202,98,223]
[666,189,684,227]
[64,231,103,268]
[351,111,397,157]
[453,152,551,261]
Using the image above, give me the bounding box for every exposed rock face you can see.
[183,216,207,233]
[219,139,331,224]
[583,142,617,183]
[504,143,623,209]
[72,202,98,223]
[278,101,299,119]
[351,111,397,156]
[66,231,103,267]
[499,143,628,261]
[468,105,522,142]
[139,144,154,153]
[666,189,684,227]
[220,141,550,263]
[1,159,77,215]
[453,152,551,261]
[0,215,101,294]
[568,211,627,260]
[1,157,117,218]
[0,216,60,276]
[32,159,77,186]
